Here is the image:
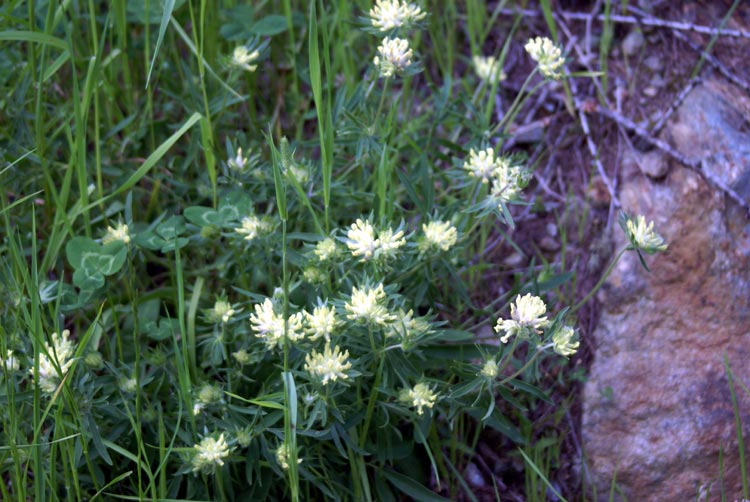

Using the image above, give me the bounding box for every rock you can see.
[642,85,658,98]
[622,30,644,57]
[582,78,750,501]
[638,150,668,179]
[643,55,664,73]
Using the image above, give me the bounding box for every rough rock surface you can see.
[582,78,750,501]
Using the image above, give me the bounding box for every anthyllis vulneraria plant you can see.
[524,36,566,79]
[367,0,426,32]
[373,36,415,77]
[102,221,131,245]
[624,214,669,254]
[1,2,644,500]
[304,343,353,385]
[191,433,232,475]
[231,45,260,72]
[495,293,550,344]
[31,329,77,394]
[473,55,506,84]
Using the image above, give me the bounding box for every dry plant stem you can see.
[593,105,750,214]
[499,8,750,39]
[672,30,750,93]
[570,81,620,208]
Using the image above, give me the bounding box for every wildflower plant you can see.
[0,1,642,501]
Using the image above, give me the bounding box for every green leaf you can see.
[249,15,288,36]
[66,237,100,270]
[156,215,186,239]
[73,269,105,291]
[381,469,451,502]
[146,0,176,88]
[184,206,222,226]
[133,231,164,250]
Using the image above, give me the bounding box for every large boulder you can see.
[582,78,750,500]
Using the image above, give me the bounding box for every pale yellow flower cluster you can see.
[192,433,231,474]
[345,283,395,326]
[480,358,499,379]
[248,299,305,349]
[494,293,550,344]
[208,299,236,324]
[373,37,414,77]
[235,215,272,242]
[346,219,406,261]
[472,55,506,84]
[400,382,437,415]
[228,147,249,171]
[552,326,579,357]
[1,350,19,372]
[368,0,425,31]
[421,220,458,252]
[385,309,430,341]
[304,343,352,385]
[31,329,76,394]
[103,222,130,245]
[232,46,260,72]
[626,215,668,254]
[313,237,338,261]
[276,443,302,470]
[463,148,525,203]
[304,304,340,342]
[524,37,565,80]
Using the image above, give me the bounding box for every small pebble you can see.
[622,30,644,57]
[643,86,658,98]
[638,150,668,179]
[643,55,664,72]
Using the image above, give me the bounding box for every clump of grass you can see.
[0,1,667,500]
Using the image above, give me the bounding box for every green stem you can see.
[359,328,384,451]
[498,346,545,386]
[570,246,628,315]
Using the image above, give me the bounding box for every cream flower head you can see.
[494,293,550,343]
[479,358,499,379]
[232,46,260,72]
[346,219,406,262]
[625,215,668,254]
[304,343,353,385]
[345,283,395,326]
[103,222,130,245]
[400,382,438,415]
[368,0,426,31]
[235,215,263,241]
[552,325,579,357]
[489,156,525,203]
[248,298,305,349]
[421,220,458,252]
[304,303,340,341]
[276,443,302,470]
[524,36,565,80]
[192,433,231,474]
[1,350,19,372]
[473,55,506,84]
[376,227,406,257]
[228,147,249,171]
[314,237,338,261]
[346,219,378,260]
[373,37,413,77]
[31,329,76,394]
[207,299,237,324]
[463,147,500,184]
